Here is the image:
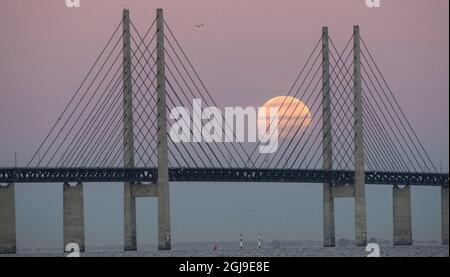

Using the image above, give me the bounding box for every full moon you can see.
[259,96,312,138]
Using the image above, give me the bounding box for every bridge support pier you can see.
[63,183,85,252]
[323,184,335,247]
[393,185,412,245]
[442,186,448,245]
[0,184,16,253]
[124,183,137,251]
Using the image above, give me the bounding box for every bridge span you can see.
[0,167,448,186]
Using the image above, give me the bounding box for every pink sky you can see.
[0,0,448,248]
[0,0,448,168]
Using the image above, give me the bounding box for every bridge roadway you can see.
[0,167,448,186]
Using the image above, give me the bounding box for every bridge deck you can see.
[0,168,448,186]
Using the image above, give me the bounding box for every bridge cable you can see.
[254,41,324,167]
[287,35,354,170]
[69,43,156,167]
[360,42,436,172]
[73,42,156,167]
[360,66,419,172]
[27,20,123,167]
[301,38,356,170]
[272,60,325,168]
[101,48,166,168]
[47,40,125,166]
[162,32,240,167]
[102,73,158,168]
[245,37,323,167]
[361,37,437,173]
[328,37,359,169]
[327,41,357,169]
[131,30,210,168]
[56,53,126,167]
[79,19,157,168]
[131,22,223,168]
[38,32,124,166]
[362,96,409,171]
[71,22,158,167]
[329,37,411,172]
[164,20,259,168]
[328,39,404,171]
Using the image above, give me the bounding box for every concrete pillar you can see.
[353,25,367,246]
[122,9,137,251]
[322,27,335,247]
[63,183,85,252]
[156,8,171,250]
[442,186,449,245]
[0,184,16,253]
[123,184,136,251]
[393,185,412,245]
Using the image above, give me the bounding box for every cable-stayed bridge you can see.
[0,9,448,253]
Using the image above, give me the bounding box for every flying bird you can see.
[193,24,204,28]
[246,208,255,212]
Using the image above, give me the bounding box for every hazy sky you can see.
[0,0,448,250]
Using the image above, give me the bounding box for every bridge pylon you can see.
[321,26,335,247]
[156,8,171,250]
[322,26,368,247]
[63,182,85,252]
[122,8,138,252]
[352,25,368,247]
[121,8,171,251]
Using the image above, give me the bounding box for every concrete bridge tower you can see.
[122,9,138,251]
[322,26,335,247]
[156,8,171,250]
[322,26,368,247]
